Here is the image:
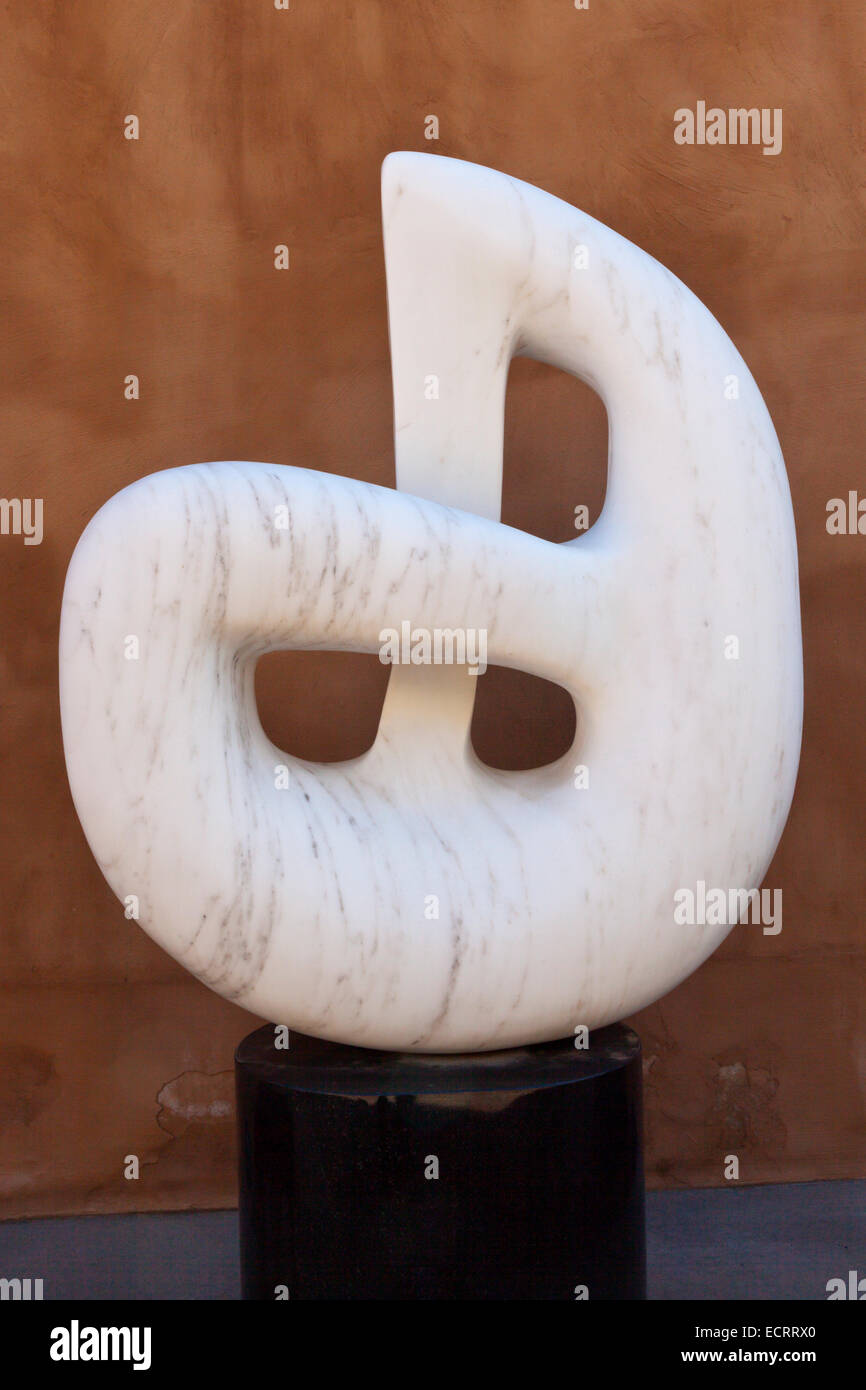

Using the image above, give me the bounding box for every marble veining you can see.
[59,153,802,1051]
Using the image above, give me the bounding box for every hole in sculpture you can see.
[502,357,608,543]
[255,364,598,771]
[465,359,598,770]
[470,666,577,771]
[255,650,389,762]
[255,652,575,773]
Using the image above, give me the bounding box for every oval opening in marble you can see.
[470,666,577,771]
[503,358,608,543]
[255,651,388,761]
[255,651,576,773]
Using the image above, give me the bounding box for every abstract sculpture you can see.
[59,153,803,1051]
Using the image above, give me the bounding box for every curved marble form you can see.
[59,153,802,1051]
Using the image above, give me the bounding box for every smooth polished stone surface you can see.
[59,153,802,1051]
[236,1024,645,1300]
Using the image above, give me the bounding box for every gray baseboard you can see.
[0,1180,862,1300]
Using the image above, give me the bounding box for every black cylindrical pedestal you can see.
[236,1024,645,1300]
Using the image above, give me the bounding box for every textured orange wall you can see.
[1,1,863,1217]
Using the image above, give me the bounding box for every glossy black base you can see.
[235,1024,646,1300]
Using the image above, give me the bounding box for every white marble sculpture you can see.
[59,153,803,1051]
